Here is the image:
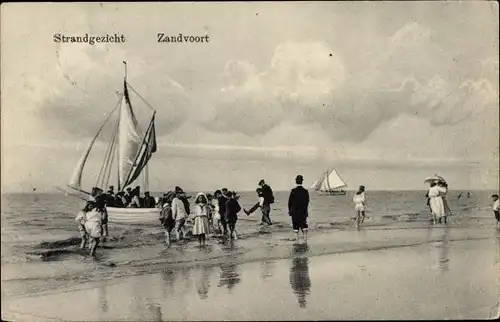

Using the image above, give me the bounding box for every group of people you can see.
[426,179,453,225]
[156,180,277,247]
[74,174,499,258]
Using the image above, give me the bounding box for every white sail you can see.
[326,168,347,189]
[118,85,143,189]
[309,179,319,189]
[68,106,120,191]
[317,171,329,191]
[317,168,347,191]
[68,141,95,190]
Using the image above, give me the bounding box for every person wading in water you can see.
[172,187,189,241]
[250,180,274,225]
[218,188,230,237]
[288,175,310,242]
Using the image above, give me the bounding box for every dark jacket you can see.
[261,184,275,205]
[144,196,156,208]
[288,185,309,218]
[218,195,229,216]
[225,198,242,219]
[181,197,190,214]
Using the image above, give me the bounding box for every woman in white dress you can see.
[428,181,447,225]
[192,192,212,246]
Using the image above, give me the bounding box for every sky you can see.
[1,1,499,192]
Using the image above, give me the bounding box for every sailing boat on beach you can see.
[310,168,347,195]
[58,62,160,224]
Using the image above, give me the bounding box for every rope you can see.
[94,95,123,189]
[127,82,156,112]
[96,131,115,188]
[104,127,118,189]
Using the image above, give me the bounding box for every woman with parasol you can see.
[425,175,448,225]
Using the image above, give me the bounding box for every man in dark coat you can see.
[143,191,156,208]
[258,179,274,225]
[288,175,310,241]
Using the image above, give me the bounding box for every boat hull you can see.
[106,207,160,224]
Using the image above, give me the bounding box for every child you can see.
[353,185,366,230]
[192,192,212,246]
[225,191,242,240]
[211,190,222,232]
[492,194,500,226]
[75,210,88,250]
[159,191,175,246]
[244,188,264,217]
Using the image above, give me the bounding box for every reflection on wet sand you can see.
[260,260,276,280]
[196,266,213,300]
[145,302,162,322]
[161,268,175,297]
[98,282,109,320]
[433,228,450,271]
[289,243,311,309]
[218,262,241,290]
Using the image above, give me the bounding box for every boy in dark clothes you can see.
[225,191,242,240]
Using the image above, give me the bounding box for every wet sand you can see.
[2,225,500,321]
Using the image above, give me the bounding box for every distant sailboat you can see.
[58,62,160,224]
[310,168,347,195]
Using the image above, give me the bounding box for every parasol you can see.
[424,174,446,184]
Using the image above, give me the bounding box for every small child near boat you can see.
[159,191,175,246]
[75,210,88,249]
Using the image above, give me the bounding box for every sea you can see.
[1,190,498,315]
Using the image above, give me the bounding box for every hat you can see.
[175,186,184,194]
[295,175,304,183]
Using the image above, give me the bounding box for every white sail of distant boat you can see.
[309,179,320,190]
[59,62,160,224]
[311,168,347,195]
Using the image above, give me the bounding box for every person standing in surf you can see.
[243,188,264,218]
[172,186,189,241]
[210,190,222,231]
[492,194,500,227]
[428,181,447,225]
[438,181,452,223]
[288,175,310,241]
[192,192,212,246]
[225,191,242,240]
[159,191,176,246]
[81,187,106,257]
[353,185,366,229]
[258,179,274,226]
[218,188,230,237]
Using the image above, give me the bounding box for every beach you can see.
[2,191,499,320]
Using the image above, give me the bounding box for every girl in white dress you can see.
[192,192,211,246]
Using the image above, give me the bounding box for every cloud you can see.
[30,44,192,141]
[202,23,498,143]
